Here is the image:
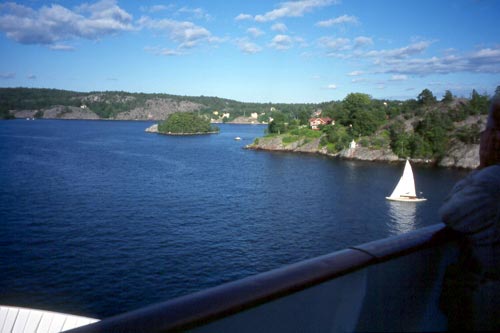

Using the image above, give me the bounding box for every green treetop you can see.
[158,112,219,134]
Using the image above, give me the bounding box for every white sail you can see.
[386,160,426,202]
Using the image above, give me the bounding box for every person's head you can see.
[479,96,500,168]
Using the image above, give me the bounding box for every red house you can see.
[309,117,333,130]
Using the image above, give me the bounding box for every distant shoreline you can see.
[158,131,219,136]
[144,123,218,135]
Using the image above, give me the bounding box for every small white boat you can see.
[386,160,426,202]
[234,137,241,141]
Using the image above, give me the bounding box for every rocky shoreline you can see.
[246,134,480,169]
[145,124,158,133]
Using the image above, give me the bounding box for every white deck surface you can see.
[0,305,98,333]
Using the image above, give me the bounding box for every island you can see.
[152,112,219,135]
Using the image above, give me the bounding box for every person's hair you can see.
[479,96,500,168]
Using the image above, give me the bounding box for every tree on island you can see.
[158,112,219,134]
[442,90,454,103]
[417,89,437,106]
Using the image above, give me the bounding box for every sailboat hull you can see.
[385,196,427,202]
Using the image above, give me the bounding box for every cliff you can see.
[338,146,399,162]
[438,141,479,169]
[12,105,101,120]
[114,99,203,120]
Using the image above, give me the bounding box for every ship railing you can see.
[68,223,459,332]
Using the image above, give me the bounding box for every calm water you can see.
[0,120,468,318]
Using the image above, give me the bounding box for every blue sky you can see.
[0,0,499,103]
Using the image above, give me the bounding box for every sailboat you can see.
[386,160,427,202]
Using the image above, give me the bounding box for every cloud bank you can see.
[316,15,359,27]
[236,0,338,23]
[137,16,216,49]
[0,0,133,45]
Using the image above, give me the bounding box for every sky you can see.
[0,0,499,103]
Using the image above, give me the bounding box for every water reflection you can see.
[387,201,417,235]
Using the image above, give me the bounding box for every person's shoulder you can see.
[472,165,500,185]
[440,165,499,229]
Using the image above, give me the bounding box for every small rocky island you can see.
[146,112,219,135]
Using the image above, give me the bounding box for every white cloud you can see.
[178,7,212,21]
[371,46,500,75]
[468,47,500,70]
[348,70,364,76]
[236,39,263,54]
[144,46,184,56]
[294,36,308,48]
[247,27,264,38]
[254,0,338,22]
[316,15,358,27]
[319,37,351,51]
[49,44,75,51]
[390,74,408,81]
[269,34,293,50]
[365,41,432,59]
[0,0,133,45]
[138,16,217,49]
[0,72,15,79]
[300,51,316,58]
[271,23,288,33]
[354,36,373,48]
[141,5,174,13]
[235,13,253,21]
[325,52,351,59]
[327,84,337,89]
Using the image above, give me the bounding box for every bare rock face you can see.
[11,106,100,119]
[439,141,480,169]
[10,109,37,118]
[145,124,158,133]
[249,135,401,163]
[338,146,399,162]
[229,116,260,124]
[81,93,135,104]
[43,106,100,119]
[295,138,323,153]
[115,99,203,120]
[247,136,322,153]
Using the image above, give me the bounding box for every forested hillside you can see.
[0,88,315,121]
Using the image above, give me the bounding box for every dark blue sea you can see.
[0,120,469,318]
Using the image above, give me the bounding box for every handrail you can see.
[67,223,456,332]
